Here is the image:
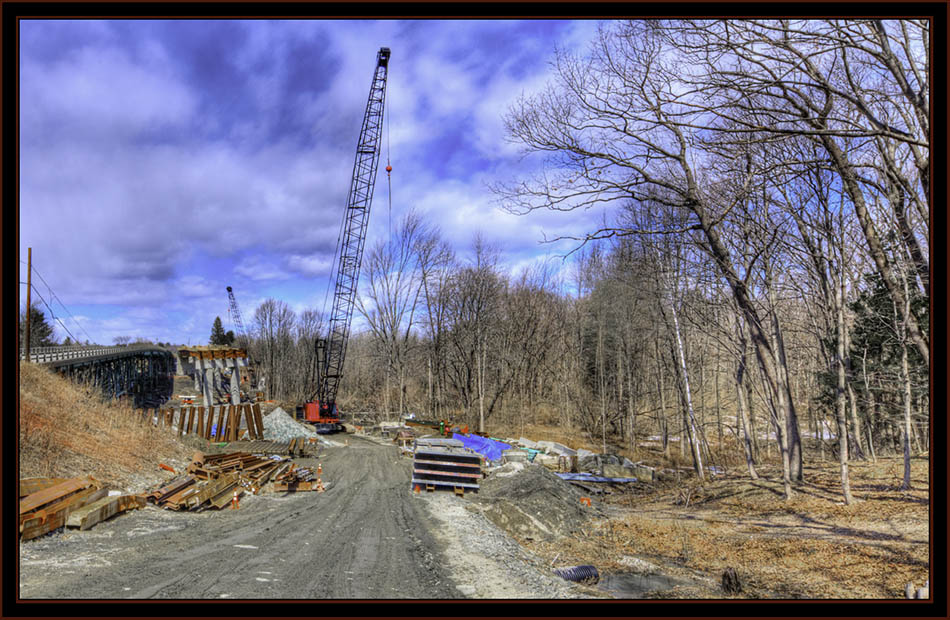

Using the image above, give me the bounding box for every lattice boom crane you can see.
[226,286,250,351]
[304,46,390,432]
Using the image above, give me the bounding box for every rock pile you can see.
[262,408,319,443]
[466,462,603,542]
[261,408,345,447]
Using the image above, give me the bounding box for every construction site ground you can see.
[18,368,931,602]
[18,435,595,600]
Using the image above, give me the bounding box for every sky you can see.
[18,19,611,346]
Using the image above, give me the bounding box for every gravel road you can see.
[19,436,457,599]
[18,436,596,600]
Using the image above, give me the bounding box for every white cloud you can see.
[234,255,291,282]
[286,254,333,278]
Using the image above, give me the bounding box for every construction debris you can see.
[467,462,601,542]
[144,443,326,509]
[65,494,147,530]
[19,476,107,541]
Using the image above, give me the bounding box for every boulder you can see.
[578,455,601,473]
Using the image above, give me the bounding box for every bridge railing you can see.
[19,344,167,364]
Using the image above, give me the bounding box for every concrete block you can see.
[536,441,576,457]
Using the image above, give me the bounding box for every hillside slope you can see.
[18,362,191,491]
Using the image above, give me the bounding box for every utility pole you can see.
[24,247,32,362]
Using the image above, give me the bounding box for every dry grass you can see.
[18,362,192,489]
[522,458,930,599]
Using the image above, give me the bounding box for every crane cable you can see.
[386,95,393,241]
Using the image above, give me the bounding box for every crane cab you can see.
[303,400,342,434]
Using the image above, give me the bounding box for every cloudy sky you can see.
[19,19,609,345]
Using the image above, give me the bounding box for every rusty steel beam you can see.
[195,406,205,438]
[66,494,146,530]
[19,478,70,499]
[20,477,99,517]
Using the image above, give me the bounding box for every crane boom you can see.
[225,286,250,351]
[306,46,390,429]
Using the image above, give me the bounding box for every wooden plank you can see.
[178,408,186,437]
[19,478,70,499]
[66,494,146,530]
[195,406,205,438]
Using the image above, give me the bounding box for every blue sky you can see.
[19,19,609,345]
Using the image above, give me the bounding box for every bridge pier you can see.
[177,346,249,407]
[202,367,214,408]
[230,369,240,405]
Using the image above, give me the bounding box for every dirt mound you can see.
[466,462,602,542]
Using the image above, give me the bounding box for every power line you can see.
[19,281,80,345]
[20,260,95,343]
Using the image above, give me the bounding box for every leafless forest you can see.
[243,20,929,504]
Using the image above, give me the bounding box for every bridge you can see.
[20,344,176,408]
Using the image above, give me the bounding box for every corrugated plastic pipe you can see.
[553,565,600,585]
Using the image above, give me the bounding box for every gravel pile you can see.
[420,492,596,599]
[261,407,343,446]
[466,462,604,542]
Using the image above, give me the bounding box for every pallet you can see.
[411,439,481,494]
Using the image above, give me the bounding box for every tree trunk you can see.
[670,288,704,482]
[835,268,854,505]
[900,331,913,491]
[736,339,759,480]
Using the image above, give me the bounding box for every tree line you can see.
[242,20,929,503]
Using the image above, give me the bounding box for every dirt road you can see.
[19,437,461,599]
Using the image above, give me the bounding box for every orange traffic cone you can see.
[317,463,322,475]
[232,490,240,509]
[316,477,325,493]
[414,485,421,494]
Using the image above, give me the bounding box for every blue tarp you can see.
[555,473,639,483]
[452,433,511,463]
